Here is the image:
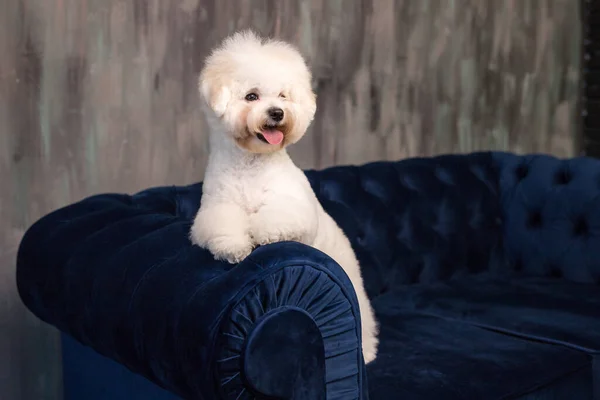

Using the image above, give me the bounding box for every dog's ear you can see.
[199,75,231,118]
[295,82,317,118]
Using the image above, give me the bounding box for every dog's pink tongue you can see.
[261,129,284,145]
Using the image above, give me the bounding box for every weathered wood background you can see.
[0,0,581,398]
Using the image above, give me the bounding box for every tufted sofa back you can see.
[493,152,600,286]
[304,151,600,298]
[305,152,504,298]
[167,151,600,299]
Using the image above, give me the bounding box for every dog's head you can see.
[199,30,317,154]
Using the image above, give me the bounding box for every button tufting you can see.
[378,285,390,296]
[549,265,563,278]
[410,261,425,283]
[527,211,543,229]
[572,217,589,237]
[515,164,529,181]
[356,232,366,245]
[514,257,524,272]
[554,169,572,185]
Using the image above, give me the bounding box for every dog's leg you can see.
[249,197,317,246]
[190,203,253,264]
[329,245,379,364]
[356,285,379,364]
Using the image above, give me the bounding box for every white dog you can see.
[190,30,378,364]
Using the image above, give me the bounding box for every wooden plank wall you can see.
[0,1,581,399]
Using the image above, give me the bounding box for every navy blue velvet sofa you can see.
[17,151,600,399]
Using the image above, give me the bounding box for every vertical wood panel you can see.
[0,1,580,398]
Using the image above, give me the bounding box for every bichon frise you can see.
[190,30,378,364]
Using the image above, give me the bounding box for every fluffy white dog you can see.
[190,30,378,364]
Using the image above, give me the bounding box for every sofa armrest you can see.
[16,192,367,399]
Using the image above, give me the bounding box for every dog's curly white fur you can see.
[190,30,379,364]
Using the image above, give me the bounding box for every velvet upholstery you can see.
[17,151,600,399]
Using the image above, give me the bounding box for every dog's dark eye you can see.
[279,93,286,99]
[245,93,259,101]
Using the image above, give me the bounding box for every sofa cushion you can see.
[374,275,600,352]
[366,312,591,400]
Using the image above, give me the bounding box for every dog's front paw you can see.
[191,223,253,263]
[209,234,254,264]
[251,226,307,246]
[190,207,253,264]
[250,212,310,246]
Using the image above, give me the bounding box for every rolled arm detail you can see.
[16,192,366,399]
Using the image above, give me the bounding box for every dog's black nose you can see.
[268,107,284,122]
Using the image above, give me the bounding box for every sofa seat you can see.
[367,274,600,399]
[374,275,600,352]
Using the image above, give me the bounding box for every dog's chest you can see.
[217,156,312,215]
[236,174,310,215]
[237,183,268,214]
